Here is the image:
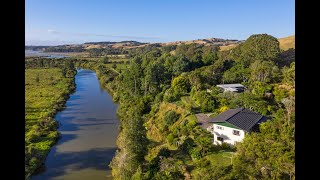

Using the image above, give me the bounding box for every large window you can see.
[217,137,224,142]
[233,130,240,136]
[216,126,224,130]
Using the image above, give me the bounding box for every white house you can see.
[207,108,267,146]
[216,83,245,93]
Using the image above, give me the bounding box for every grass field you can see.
[278,35,295,51]
[105,63,129,72]
[205,150,235,166]
[219,44,238,51]
[25,68,75,178]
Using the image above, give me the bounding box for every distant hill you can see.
[83,41,148,49]
[278,35,295,50]
[25,46,51,51]
[160,38,242,47]
[25,38,243,52]
[25,35,295,53]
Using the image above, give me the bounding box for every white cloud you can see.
[47,29,59,34]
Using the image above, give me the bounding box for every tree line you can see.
[51,33,295,179]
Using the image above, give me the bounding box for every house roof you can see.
[208,108,267,132]
[216,84,244,88]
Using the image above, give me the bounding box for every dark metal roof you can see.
[208,108,267,132]
[208,108,243,122]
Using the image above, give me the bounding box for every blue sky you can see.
[26,0,295,45]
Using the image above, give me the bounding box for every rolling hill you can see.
[278,35,295,50]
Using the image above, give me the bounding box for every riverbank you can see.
[31,69,119,180]
[25,68,76,179]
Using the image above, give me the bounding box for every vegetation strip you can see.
[25,60,76,179]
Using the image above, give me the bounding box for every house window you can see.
[233,130,240,136]
[217,137,224,142]
[216,126,224,130]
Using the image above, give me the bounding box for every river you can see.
[31,69,119,180]
[25,50,68,58]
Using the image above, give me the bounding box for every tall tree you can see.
[230,34,281,67]
[232,108,295,180]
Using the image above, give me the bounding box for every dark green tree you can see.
[102,56,109,64]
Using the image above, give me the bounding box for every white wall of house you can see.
[211,124,245,146]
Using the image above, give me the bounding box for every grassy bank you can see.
[25,68,76,179]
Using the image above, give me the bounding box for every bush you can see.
[190,147,202,159]
[186,119,197,129]
[158,147,171,157]
[164,110,180,126]
[163,88,179,102]
[166,134,174,144]
[179,137,195,154]
[171,76,191,95]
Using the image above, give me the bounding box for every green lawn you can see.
[109,58,130,63]
[25,68,75,178]
[205,150,235,166]
[25,68,72,131]
[105,63,129,72]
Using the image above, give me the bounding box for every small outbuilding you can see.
[216,83,245,93]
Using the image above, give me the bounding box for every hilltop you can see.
[160,37,242,47]
[25,35,294,53]
[278,35,295,50]
[25,38,243,53]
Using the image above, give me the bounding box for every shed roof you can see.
[216,84,245,88]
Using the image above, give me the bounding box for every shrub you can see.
[164,110,180,126]
[166,134,174,144]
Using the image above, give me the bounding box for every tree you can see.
[193,134,214,157]
[281,96,295,124]
[143,61,165,96]
[112,63,117,69]
[125,57,143,95]
[230,34,281,67]
[250,60,275,83]
[232,109,295,179]
[202,51,218,65]
[172,56,190,77]
[164,110,179,127]
[229,91,269,115]
[110,100,148,179]
[102,56,109,64]
[156,157,185,179]
[191,90,216,112]
[188,70,203,91]
[223,64,250,83]
[171,76,190,95]
[282,62,295,87]
[164,55,176,80]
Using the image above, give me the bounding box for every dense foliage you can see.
[76,34,294,179]
[26,33,295,179]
